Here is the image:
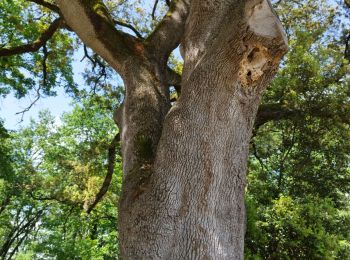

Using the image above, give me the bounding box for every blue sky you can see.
[0,50,87,130]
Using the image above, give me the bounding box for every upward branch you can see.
[0,18,62,57]
[56,0,138,74]
[146,0,190,59]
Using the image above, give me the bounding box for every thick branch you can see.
[0,18,62,57]
[255,104,298,127]
[255,103,350,128]
[56,0,137,73]
[146,0,190,59]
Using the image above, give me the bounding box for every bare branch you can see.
[0,18,62,57]
[86,133,120,214]
[152,0,160,20]
[15,86,42,123]
[81,45,108,91]
[114,20,144,39]
[81,45,106,71]
[12,44,51,123]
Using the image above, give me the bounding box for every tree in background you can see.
[0,0,349,259]
[246,0,350,258]
[0,97,122,259]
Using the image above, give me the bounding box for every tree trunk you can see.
[119,0,287,258]
[56,0,287,258]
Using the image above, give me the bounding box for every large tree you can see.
[1,0,289,258]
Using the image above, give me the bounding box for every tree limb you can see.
[255,104,298,128]
[114,20,144,39]
[152,0,160,20]
[42,43,49,86]
[0,18,62,57]
[56,0,137,73]
[255,103,350,128]
[146,0,190,59]
[86,133,120,214]
[0,209,43,258]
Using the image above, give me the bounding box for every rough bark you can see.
[119,0,287,259]
[56,0,287,258]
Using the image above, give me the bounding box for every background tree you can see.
[0,96,122,259]
[246,0,350,258]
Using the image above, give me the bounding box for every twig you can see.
[81,45,108,91]
[81,45,106,71]
[15,86,42,123]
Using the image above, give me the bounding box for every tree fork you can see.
[119,0,287,258]
[56,0,287,258]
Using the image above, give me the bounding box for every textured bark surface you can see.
[119,0,287,259]
[56,0,287,259]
